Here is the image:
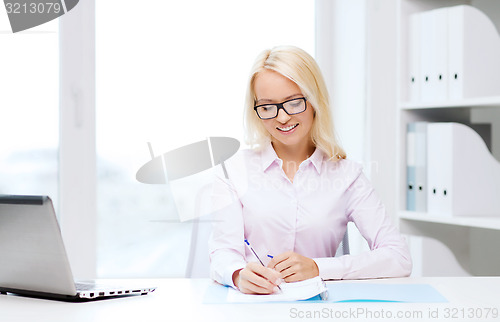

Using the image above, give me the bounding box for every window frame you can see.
[59,0,97,280]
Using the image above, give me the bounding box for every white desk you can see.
[1,277,499,322]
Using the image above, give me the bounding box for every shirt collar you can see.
[261,143,281,172]
[308,147,324,174]
[260,142,324,174]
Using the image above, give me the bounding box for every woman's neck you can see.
[271,140,315,165]
[271,140,315,182]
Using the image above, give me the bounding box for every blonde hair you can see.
[243,46,346,161]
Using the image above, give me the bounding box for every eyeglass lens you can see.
[256,98,306,119]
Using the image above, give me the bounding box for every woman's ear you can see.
[307,100,316,117]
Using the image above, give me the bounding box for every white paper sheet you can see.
[227,276,327,303]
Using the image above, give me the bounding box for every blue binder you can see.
[415,122,428,212]
[406,123,417,211]
[407,122,428,211]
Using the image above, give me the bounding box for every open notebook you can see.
[227,276,328,303]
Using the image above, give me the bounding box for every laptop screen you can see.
[0,195,77,296]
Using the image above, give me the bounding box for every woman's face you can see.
[253,69,315,150]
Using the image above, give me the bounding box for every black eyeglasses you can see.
[254,97,307,120]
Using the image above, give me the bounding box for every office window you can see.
[0,16,59,206]
[96,0,314,277]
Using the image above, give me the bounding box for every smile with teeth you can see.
[277,124,299,132]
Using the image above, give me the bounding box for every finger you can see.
[240,280,277,294]
[267,251,292,269]
[239,269,278,294]
[274,258,293,275]
[243,270,276,290]
[279,265,297,280]
[267,257,277,269]
[248,263,281,285]
[283,273,301,283]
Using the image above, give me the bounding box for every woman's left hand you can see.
[267,251,319,282]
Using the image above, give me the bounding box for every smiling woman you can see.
[253,70,316,181]
[209,46,412,295]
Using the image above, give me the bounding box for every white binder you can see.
[432,8,449,102]
[419,10,435,102]
[408,13,421,103]
[427,123,452,215]
[447,5,500,99]
[427,123,500,217]
[419,8,448,102]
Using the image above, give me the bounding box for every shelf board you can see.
[400,96,500,110]
[399,211,500,230]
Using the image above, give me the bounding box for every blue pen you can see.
[266,254,282,291]
[244,240,281,291]
[244,239,264,266]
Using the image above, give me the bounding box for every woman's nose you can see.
[276,108,291,123]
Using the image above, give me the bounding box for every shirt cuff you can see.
[313,257,346,280]
[223,262,247,289]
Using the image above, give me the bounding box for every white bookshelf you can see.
[401,95,500,110]
[399,211,500,231]
[393,0,500,276]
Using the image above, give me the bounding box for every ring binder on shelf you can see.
[406,122,427,212]
[427,122,500,217]
[407,5,500,103]
[408,14,421,103]
[406,123,417,211]
[448,5,500,100]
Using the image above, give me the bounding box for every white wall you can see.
[364,0,399,219]
[316,0,367,165]
[316,0,370,255]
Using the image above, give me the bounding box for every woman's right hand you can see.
[233,262,282,294]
